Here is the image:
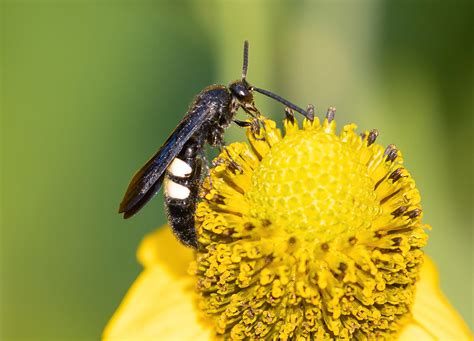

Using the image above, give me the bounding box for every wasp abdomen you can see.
[163,137,204,247]
[167,158,192,178]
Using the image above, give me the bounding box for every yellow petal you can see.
[399,256,472,340]
[103,227,211,341]
[137,225,194,273]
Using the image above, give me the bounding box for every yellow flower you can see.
[104,113,471,340]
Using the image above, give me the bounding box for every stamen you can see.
[384,144,398,162]
[405,208,422,219]
[306,104,315,121]
[367,129,379,146]
[389,167,404,182]
[194,115,428,339]
[380,188,402,205]
[391,205,408,217]
[326,106,336,123]
[321,243,329,251]
[348,236,357,245]
[284,107,295,124]
[392,237,402,246]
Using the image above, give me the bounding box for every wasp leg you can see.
[241,103,261,119]
[249,117,267,141]
[233,119,252,127]
[234,118,266,141]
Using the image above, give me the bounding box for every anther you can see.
[326,106,336,123]
[391,205,408,217]
[384,144,395,156]
[306,104,315,121]
[284,107,295,124]
[405,208,422,219]
[384,144,398,162]
[244,222,255,230]
[339,263,347,272]
[367,129,379,146]
[387,149,398,162]
[388,168,404,182]
[262,219,271,227]
[223,147,243,172]
[321,243,329,251]
[392,237,402,246]
[348,236,357,245]
[375,231,385,238]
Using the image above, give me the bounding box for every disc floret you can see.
[191,110,428,340]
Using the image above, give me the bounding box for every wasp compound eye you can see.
[229,81,252,102]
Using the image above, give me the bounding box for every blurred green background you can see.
[1,0,472,339]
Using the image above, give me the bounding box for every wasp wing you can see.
[119,103,213,218]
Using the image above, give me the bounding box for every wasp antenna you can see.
[253,87,311,120]
[242,40,249,80]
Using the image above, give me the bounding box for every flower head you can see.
[192,111,428,339]
[104,110,472,341]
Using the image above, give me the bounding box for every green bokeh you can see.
[1,1,472,339]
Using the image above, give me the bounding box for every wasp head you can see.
[229,80,259,117]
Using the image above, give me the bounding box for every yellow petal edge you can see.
[103,227,211,341]
[399,256,472,340]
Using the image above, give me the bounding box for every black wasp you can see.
[119,41,312,248]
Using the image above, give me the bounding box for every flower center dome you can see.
[247,129,380,243]
[192,116,428,340]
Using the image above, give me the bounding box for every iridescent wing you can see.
[119,103,213,218]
